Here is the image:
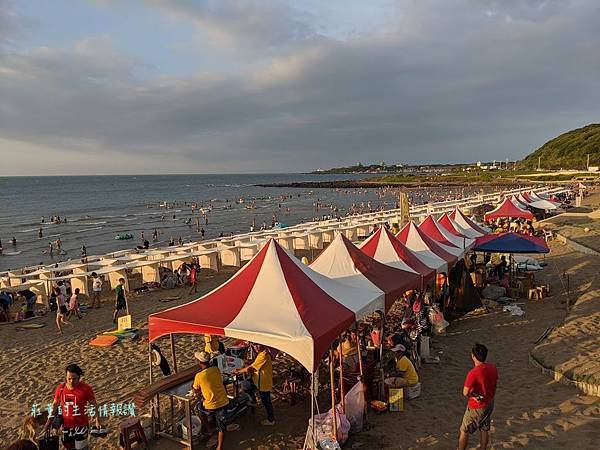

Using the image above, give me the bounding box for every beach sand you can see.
[2,203,600,448]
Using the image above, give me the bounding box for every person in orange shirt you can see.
[234,344,275,425]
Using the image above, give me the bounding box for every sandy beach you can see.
[2,197,599,450]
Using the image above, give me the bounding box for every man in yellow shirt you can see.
[386,344,419,387]
[336,330,359,372]
[204,334,220,353]
[192,351,229,450]
[234,344,275,425]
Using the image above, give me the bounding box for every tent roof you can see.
[473,232,549,254]
[310,233,421,312]
[418,216,472,253]
[509,195,529,210]
[396,222,457,272]
[438,213,480,239]
[484,198,534,221]
[149,239,381,372]
[360,227,435,284]
[449,208,488,235]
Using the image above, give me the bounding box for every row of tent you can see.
[485,191,561,221]
[149,208,488,372]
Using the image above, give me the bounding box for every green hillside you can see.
[519,124,600,170]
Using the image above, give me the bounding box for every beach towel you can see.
[89,335,119,347]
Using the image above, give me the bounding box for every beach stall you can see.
[360,226,435,286]
[484,198,534,221]
[290,233,311,251]
[419,216,473,254]
[438,213,483,240]
[146,239,384,448]
[310,233,421,312]
[450,208,489,236]
[396,222,457,272]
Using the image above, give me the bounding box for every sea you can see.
[0,173,400,271]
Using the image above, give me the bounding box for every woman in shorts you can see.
[55,287,72,334]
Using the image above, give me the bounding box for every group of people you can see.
[487,217,535,235]
[190,338,276,450]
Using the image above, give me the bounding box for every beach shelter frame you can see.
[148,239,385,446]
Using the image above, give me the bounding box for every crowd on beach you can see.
[5,263,500,450]
[5,184,568,450]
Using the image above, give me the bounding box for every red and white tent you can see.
[310,233,421,312]
[438,213,481,240]
[523,191,560,211]
[418,216,473,255]
[484,198,533,221]
[149,239,383,372]
[509,195,529,210]
[396,222,457,272]
[449,208,488,236]
[359,226,436,285]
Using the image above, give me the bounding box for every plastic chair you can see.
[118,417,148,450]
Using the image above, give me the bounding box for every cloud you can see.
[147,0,321,53]
[0,0,599,174]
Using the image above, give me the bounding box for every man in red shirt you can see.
[44,364,102,449]
[458,343,498,450]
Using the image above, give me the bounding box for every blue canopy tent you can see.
[473,232,549,254]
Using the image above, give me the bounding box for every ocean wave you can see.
[76,226,103,233]
[18,228,39,233]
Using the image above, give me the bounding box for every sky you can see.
[0,0,599,175]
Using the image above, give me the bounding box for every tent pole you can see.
[311,372,316,449]
[338,341,345,413]
[169,333,178,373]
[355,323,368,425]
[148,342,155,437]
[329,348,338,441]
[379,311,386,400]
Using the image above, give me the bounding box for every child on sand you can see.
[68,288,83,319]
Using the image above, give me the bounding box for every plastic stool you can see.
[119,417,148,449]
[528,288,541,301]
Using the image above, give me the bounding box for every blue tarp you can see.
[473,232,549,254]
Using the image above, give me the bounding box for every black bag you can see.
[38,430,60,450]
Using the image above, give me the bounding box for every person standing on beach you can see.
[234,344,275,426]
[68,288,83,319]
[112,277,127,324]
[90,272,102,309]
[458,343,498,450]
[55,287,72,334]
[44,363,102,450]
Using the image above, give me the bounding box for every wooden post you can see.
[338,341,345,413]
[169,333,178,373]
[329,348,338,441]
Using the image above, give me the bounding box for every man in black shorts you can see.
[44,364,102,449]
[112,277,128,324]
